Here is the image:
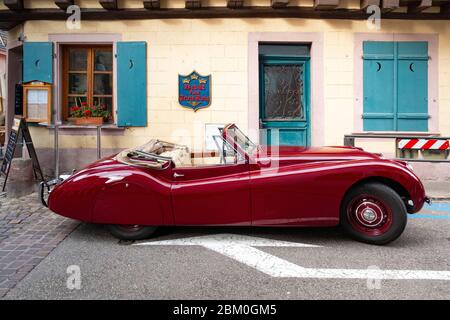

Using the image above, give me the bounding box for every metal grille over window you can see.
[263,65,303,120]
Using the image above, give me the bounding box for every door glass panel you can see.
[68,74,87,94]
[94,74,112,95]
[263,65,304,120]
[69,48,88,71]
[94,49,113,71]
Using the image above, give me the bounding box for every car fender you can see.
[48,163,173,225]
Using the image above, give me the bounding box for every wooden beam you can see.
[407,0,432,13]
[55,0,74,10]
[314,0,340,10]
[186,0,201,9]
[227,0,244,8]
[381,0,399,12]
[271,0,289,8]
[144,0,160,9]
[360,0,380,10]
[99,0,118,10]
[2,6,450,30]
[4,0,24,10]
[440,2,450,14]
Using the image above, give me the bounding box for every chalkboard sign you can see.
[1,117,45,191]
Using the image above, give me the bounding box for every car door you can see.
[171,161,251,226]
[249,158,341,227]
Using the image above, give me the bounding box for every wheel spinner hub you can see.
[355,200,386,228]
[348,195,392,235]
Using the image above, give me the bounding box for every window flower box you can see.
[72,117,104,126]
[69,101,110,126]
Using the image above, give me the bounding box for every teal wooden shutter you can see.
[117,42,147,127]
[397,42,428,131]
[23,42,53,83]
[363,41,428,132]
[363,42,395,131]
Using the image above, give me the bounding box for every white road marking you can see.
[136,233,320,248]
[135,233,450,281]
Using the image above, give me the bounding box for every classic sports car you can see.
[42,124,429,245]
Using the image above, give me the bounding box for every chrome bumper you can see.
[39,178,63,207]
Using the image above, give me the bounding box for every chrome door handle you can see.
[173,172,184,178]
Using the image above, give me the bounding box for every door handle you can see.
[173,172,185,178]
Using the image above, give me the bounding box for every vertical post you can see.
[97,125,102,160]
[54,123,59,179]
[344,135,355,147]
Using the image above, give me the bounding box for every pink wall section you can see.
[0,53,5,114]
[0,53,6,75]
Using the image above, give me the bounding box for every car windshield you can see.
[224,125,256,155]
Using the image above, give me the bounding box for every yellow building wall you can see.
[17,18,450,155]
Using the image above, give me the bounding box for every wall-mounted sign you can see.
[23,82,52,124]
[178,71,211,112]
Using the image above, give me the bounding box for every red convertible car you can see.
[42,124,428,245]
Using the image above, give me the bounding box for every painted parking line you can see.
[135,234,450,281]
[424,203,450,212]
[409,214,450,220]
[413,203,450,219]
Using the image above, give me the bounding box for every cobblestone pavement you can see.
[0,190,79,298]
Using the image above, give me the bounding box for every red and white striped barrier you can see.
[397,138,450,150]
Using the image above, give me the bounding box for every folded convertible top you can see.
[115,139,190,169]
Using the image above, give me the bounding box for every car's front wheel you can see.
[107,224,157,240]
[340,182,407,245]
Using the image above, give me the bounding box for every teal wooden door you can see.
[259,53,310,146]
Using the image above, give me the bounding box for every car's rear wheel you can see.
[107,224,157,240]
[340,182,407,245]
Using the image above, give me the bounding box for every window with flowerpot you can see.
[62,45,113,124]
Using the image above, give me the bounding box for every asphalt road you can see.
[3,204,450,300]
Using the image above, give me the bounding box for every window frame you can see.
[61,44,114,123]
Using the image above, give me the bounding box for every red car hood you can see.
[255,145,379,163]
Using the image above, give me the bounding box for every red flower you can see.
[84,109,92,117]
[101,104,107,110]
[71,106,79,113]
[81,102,87,106]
